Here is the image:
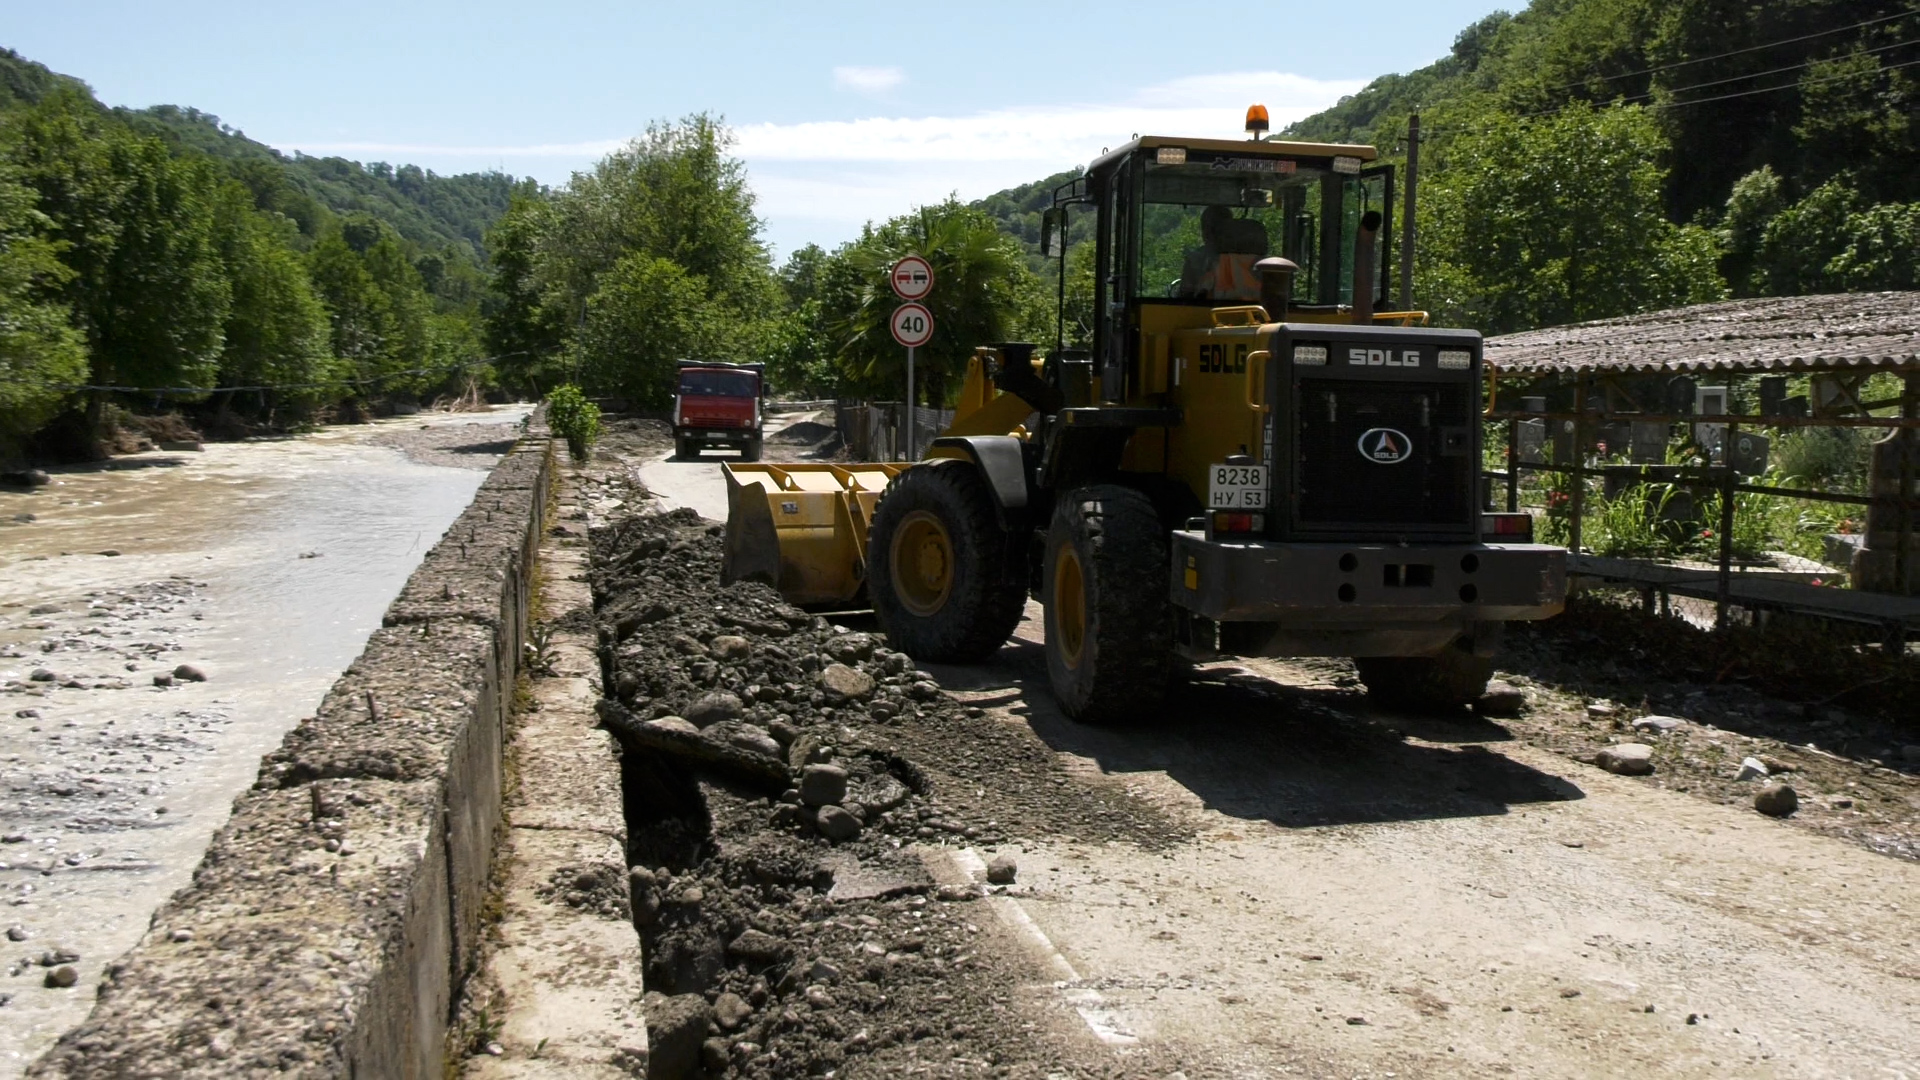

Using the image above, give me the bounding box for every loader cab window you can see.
[1135,151,1388,309]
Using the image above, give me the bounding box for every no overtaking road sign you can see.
[890,255,934,300]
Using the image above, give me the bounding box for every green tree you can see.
[0,163,86,450]
[8,89,231,405]
[818,198,1048,406]
[1416,103,1725,332]
[574,253,727,407]
[483,195,566,392]
[307,231,394,391]
[210,181,334,412]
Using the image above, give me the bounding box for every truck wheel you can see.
[1354,640,1493,711]
[674,436,697,460]
[1043,485,1171,722]
[869,461,1026,662]
[741,436,763,462]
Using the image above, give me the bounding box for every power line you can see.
[1640,35,1920,100]
[1649,52,1920,111]
[1542,9,1915,92]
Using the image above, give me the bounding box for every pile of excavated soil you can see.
[589,505,1189,1078]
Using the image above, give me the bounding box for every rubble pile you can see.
[586,505,1180,1078]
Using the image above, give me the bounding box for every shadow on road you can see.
[877,614,1585,831]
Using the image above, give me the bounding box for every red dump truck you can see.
[673,360,765,461]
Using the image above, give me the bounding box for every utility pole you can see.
[1400,113,1419,312]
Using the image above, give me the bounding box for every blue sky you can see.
[9,1,1503,258]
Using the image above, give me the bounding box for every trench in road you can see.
[0,408,528,1076]
[637,449,1920,1078]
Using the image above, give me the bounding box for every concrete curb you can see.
[28,412,555,1079]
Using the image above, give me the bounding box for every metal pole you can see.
[905,344,915,461]
[1506,416,1519,512]
[1568,374,1588,558]
[1399,113,1419,312]
[1715,423,1738,632]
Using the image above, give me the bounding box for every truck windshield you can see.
[1135,154,1382,308]
[678,370,757,396]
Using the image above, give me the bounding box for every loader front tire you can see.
[1354,639,1493,711]
[869,461,1026,662]
[1043,485,1171,722]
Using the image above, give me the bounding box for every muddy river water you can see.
[0,409,528,1074]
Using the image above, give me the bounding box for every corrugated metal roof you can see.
[1484,292,1920,376]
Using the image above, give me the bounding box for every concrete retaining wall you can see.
[29,414,556,1079]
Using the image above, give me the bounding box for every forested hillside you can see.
[973,0,1918,335]
[0,47,528,460]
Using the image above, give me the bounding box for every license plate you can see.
[1208,463,1268,509]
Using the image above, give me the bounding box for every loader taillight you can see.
[1212,512,1266,534]
[1480,512,1533,541]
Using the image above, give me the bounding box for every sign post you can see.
[888,301,935,458]
[888,256,935,459]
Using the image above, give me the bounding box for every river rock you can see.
[826,632,876,663]
[706,721,782,760]
[684,691,743,728]
[644,715,701,737]
[709,635,751,661]
[800,764,849,808]
[818,663,874,701]
[1595,743,1655,776]
[726,929,790,963]
[1475,682,1527,717]
[171,664,207,683]
[1632,715,1685,735]
[815,804,862,842]
[44,966,77,989]
[1754,784,1799,818]
[1735,756,1769,781]
[2,469,50,487]
[29,669,55,682]
[986,854,1018,885]
[767,719,799,748]
[643,991,712,1080]
[152,674,173,687]
[713,991,754,1031]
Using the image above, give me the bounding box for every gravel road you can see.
[605,417,1920,1079]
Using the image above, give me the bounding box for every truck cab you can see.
[674,361,765,461]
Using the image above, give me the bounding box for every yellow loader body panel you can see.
[722,461,909,606]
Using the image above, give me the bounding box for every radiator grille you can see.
[1294,378,1474,529]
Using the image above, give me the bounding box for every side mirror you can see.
[1040,207,1066,258]
[1240,187,1274,207]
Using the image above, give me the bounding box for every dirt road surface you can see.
[0,409,527,1075]
[635,411,834,521]
[630,432,1920,1079]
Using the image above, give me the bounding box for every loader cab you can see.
[1042,136,1395,403]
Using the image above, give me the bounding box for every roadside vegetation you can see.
[4,0,1917,468]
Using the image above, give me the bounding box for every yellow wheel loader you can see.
[725,119,1566,721]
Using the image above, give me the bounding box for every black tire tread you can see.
[1044,484,1172,722]
[869,461,1026,662]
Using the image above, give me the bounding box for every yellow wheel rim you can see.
[890,510,955,617]
[1053,545,1086,670]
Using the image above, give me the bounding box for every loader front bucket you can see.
[720,462,911,608]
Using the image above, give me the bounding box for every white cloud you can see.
[832,65,905,94]
[280,70,1366,256]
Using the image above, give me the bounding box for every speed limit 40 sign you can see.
[890,302,934,348]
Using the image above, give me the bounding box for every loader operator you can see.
[1178,205,1268,302]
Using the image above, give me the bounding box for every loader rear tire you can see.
[869,461,1026,662]
[1354,639,1493,711]
[1043,485,1171,722]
